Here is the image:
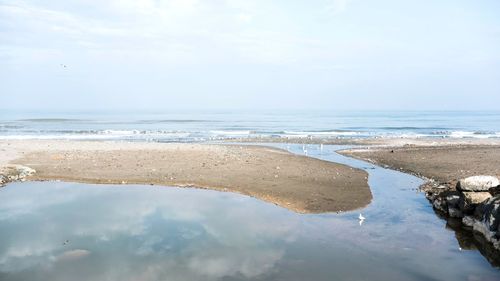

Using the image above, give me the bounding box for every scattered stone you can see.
[0,164,36,186]
[457,176,499,192]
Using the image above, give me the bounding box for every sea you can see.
[1,110,500,141]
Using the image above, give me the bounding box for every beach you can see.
[3,138,500,213]
[340,143,500,184]
[0,140,371,213]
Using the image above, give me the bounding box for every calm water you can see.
[0,144,498,281]
[1,110,500,141]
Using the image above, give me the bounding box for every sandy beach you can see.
[2,137,500,212]
[225,136,500,147]
[340,143,500,185]
[228,136,500,186]
[0,140,371,213]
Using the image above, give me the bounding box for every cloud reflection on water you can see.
[0,182,297,281]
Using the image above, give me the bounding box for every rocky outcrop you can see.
[0,164,36,187]
[457,176,499,192]
[423,176,500,253]
[465,195,500,250]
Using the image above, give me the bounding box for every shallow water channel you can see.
[0,144,498,281]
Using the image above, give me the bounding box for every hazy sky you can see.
[1,0,499,111]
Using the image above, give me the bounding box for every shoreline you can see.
[0,140,371,214]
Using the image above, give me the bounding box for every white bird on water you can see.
[358,213,366,226]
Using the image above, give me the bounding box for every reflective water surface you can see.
[0,145,499,281]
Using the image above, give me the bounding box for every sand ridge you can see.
[0,140,371,213]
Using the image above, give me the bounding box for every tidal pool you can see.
[0,144,498,281]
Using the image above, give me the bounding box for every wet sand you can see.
[225,136,500,146]
[340,145,500,184]
[0,140,371,213]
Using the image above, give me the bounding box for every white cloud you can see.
[0,0,339,66]
[324,0,351,15]
[236,13,253,23]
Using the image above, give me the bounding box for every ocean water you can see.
[0,145,498,281]
[1,110,500,141]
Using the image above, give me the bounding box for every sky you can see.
[1,0,499,111]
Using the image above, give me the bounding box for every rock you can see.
[462,216,475,227]
[448,207,463,218]
[446,194,461,207]
[460,196,500,251]
[473,203,487,220]
[454,229,477,250]
[482,196,500,232]
[462,216,500,250]
[457,176,499,192]
[463,192,492,205]
[459,192,491,215]
[432,196,448,213]
[490,186,500,196]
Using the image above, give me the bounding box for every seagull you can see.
[358,214,366,226]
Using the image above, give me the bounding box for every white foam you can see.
[1,129,499,141]
[448,131,495,139]
[282,131,359,136]
[209,130,252,136]
[99,130,140,135]
[0,130,193,140]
